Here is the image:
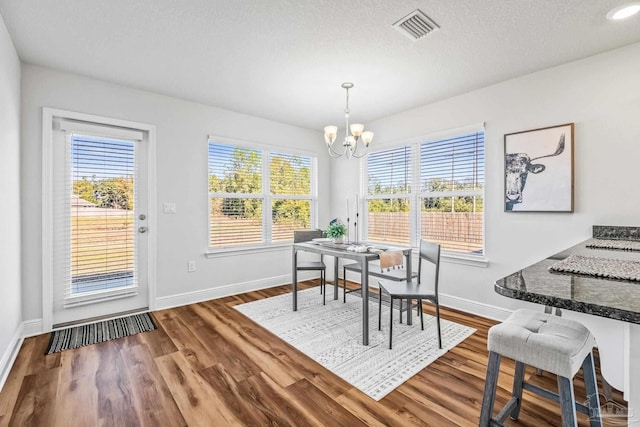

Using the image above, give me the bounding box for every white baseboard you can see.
[155,272,318,311]
[22,319,44,337]
[439,293,512,322]
[0,324,24,392]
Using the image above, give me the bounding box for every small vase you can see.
[333,236,344,244]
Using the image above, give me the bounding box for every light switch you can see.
[163,202,176,214]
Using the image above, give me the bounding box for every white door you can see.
[49,117,150,327]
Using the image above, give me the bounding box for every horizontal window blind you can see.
[208,142,262,194]
[66,134,137,297]
[420,131,485,255]
[363,129,485,255]
[208,140,315,247]
[270,152,312,241]
[270,152,311,195]
[366,199,411,245]
[421,196,484,254]
[209,142,264,247]
[367,145,411,195]
[421,132,484,192]
[210,198,264,246]
[271,200,311,242]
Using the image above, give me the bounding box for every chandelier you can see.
[323,82,374,159]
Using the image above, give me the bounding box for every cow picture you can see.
[504,123,574,212]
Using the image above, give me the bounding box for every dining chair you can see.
[294,230,327,304]
[342,252,417,302]
[378,240,442,350]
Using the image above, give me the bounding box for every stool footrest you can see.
[523,382,590,415]
[494,397,519,424]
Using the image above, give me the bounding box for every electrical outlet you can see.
[163,203,176,214]
[188,260,196,272]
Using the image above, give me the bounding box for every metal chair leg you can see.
[389,296,394,349]
[435,302,442,349]
[419,299,424,330]
[378,287,382,331]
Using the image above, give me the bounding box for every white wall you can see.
[21,65,328,322]
[333,42,640,315]
[0,13,22,381]
[18,42,640,325]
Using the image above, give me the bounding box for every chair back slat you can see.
[294,229,323,243]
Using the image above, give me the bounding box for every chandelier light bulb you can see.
[350,123,365,137]
[324,126,338,145]
[362,131,374,146]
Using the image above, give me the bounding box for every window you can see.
[366,146,412,245]
[208,139,315,249]
[365,129,485,256]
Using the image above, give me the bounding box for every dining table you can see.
[494,225,640,426]
[292,241,412,346]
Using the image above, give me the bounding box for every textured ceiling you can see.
[1,0,640,131]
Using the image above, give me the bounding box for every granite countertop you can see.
[494,226,640,324]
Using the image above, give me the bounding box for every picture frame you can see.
[504,123,574,212]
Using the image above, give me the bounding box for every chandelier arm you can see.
[327,142,347,158]
[350,144,370,158]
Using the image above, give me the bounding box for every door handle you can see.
[138,227,148,233]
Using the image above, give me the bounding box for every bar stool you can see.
[479,309,602,427]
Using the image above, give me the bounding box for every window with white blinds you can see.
[70,136,137,294]
[208,139,315,248]
[270,152,312,242]
[365,128,485,255]
[420,132,484,254]
[366,146,411,245]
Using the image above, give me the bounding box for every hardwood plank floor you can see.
[0,280,627,426]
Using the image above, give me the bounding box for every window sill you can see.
[441,252,489,268]
[205,243,291,258]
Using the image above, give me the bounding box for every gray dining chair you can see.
[378,240,442,350]
[294,230,327,304]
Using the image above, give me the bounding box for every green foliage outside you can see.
[209,148,311,227]
[367,176,483,213]
[73,176,134,210]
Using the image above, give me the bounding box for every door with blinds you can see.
[50,118,149,327]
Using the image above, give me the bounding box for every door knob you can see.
[138,226,148,233]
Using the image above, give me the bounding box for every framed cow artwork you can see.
[504,123,574,212]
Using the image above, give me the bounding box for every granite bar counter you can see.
[494,226,640,426]
[495,242,640,324]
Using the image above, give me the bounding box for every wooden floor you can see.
[0,280,627,426]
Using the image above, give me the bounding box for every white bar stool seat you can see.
[479,309,602,427]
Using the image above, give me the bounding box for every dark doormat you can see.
[46,312,156,354]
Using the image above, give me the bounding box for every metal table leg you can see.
[333,256,339,300]
[292,247,298,311]
[361,259,369,345]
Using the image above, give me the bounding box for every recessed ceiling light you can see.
[606,2,640,20]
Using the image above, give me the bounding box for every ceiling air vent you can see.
[393,9,439,41]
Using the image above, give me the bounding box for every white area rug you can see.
[234,287,476,400]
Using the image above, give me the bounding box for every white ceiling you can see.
[1,0,640,131]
